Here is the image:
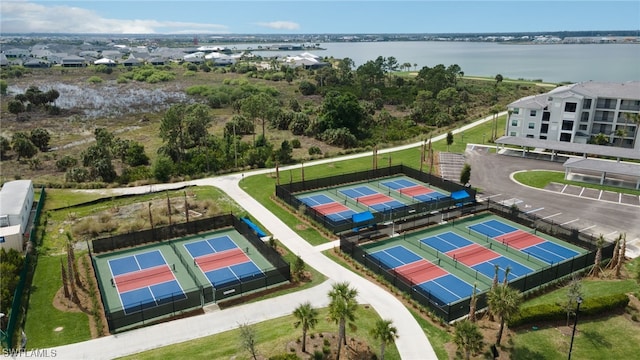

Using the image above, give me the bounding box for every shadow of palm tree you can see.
[581,329,612,348]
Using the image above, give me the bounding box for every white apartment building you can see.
[506,81,640,151]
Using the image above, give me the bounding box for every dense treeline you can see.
[0,55,541,184]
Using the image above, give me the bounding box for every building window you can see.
[510,131,517,136]
[541,123,549,133]
[564,102,577,112]
[581,112,589,122]
[579,124,588,131]
[582,99,592,109]
[511,119,518,126]
[530,110,537,116]
[542,112,550,121]
[559,133,572,142]
[562,120,574,131]
[526,134,534,138]
[528,122,535,129]
[512,108,519,114]
[540,135,547,140]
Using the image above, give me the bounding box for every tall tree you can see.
[370,319,398,360]
[468,283,478,323]
[460,163,471,185]
[328,281,359,358]
[454,319,484,360]
[241,93,276,144]
[293,302,319,353]
[30,128,51,152]
[11,133,38,160]
[487,284,522,346]
[446,131,454,151]
[589,234,605,277]
[495,74,504,86]
[7,100,25,120]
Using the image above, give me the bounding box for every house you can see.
[0,180,34,252]
[148,57,166,66]
[61,55,86,67]
[122,57,142,67]
[94,58,117,67]
[22,58,51,68]
[0,53,8,67]
[506,81,640,151]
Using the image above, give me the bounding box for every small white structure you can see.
[0,180,34,252]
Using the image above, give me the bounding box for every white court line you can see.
[598,190,603,200]
[542,212,562,219]
[619,193,622,203]
[579,187,585,196]
[477,193,502,202]
[525,207,544,214]
[560,218,580,226]
[580,225,596,232]
[606,231,619,237]
[560,184,568,193]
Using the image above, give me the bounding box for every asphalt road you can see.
[465,148,640,256]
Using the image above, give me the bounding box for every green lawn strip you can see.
[511,315,640,360]
[42,189,108,210]
[24,255,91,348]
[118,305,400,360]
[513,170,640,196]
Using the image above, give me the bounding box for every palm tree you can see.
[468,284,478,323]
[454,319,484,360]
[487,284,522,346]
[328,282,359,358]
[589,234,605,277]
[370,319,398,360]
[293,302,319,353]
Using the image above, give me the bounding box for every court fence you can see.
[276,165,476,234]
[339,202,615,323]
[91,214,291,333]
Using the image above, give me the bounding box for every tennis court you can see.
[420,231,534,283]
[380,178,448,203]
[339,185,406,212]
[299,193,357,222]
[107,250,186,314]
[369,245,474,305]
[468,219,580,264]
[183,235,265,288]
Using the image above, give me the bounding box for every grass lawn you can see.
[118,305,401,360]
[511,315,640,359]
[23,255,91,348]
[513,170,640,196]
[510,259,640,359]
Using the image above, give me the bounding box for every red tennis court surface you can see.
[399,185,433,197]
[357,193,393,206]
[196,248,249,272]
[446,244,500,266]
[313,202,350,215]
[115,265,174,293]
[395,259,447,284]
[498,230,545,249]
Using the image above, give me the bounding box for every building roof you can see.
[508,94,548,109]
[509,81,640,109]
[563,158,640,177]
[0,180,32,216]
[495,136,640,161]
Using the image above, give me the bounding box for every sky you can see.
[1,0,639,35]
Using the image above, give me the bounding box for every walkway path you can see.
[51,113,505,359]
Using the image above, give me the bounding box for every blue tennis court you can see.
[368,200,406,212]
[420,232,473,253]
[413,192,448,202]
[521,241,580,264]
[471,256,533,282]
[108,250,186,314]
[380,179,417,190]
[340,186,378,198]
[204,260,264,287]
[369,245,423,269]
[469,219,580,264]
[327,209,358,222]
[299,194,334,207]
[416,274,473,305]
[184,236,237,258]
[468,219,518,238]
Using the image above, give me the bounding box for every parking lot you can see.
[545,183,640,207]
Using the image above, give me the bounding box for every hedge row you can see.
[509,293,630,327]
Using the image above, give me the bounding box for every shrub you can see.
[308,146,322,156]
[291,138,301,148]
[87,76,103,84]
[56,155,78,172]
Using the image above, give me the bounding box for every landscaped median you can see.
[513,170,640,196]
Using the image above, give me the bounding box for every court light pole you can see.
[567,296,583,360]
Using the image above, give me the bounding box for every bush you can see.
[55,155,78,171]
[87,76,103,84]
[291,138,301,148]
[308,146,322,156]
[268,354,300,360]
[509,293,630,327]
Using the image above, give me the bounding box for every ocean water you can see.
[244,41,640,83]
